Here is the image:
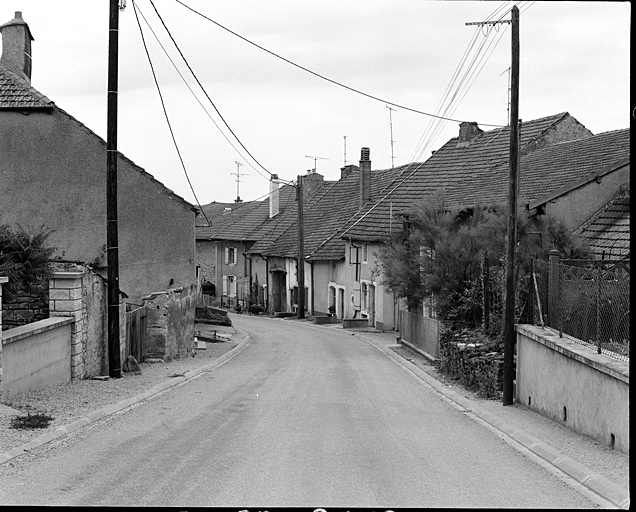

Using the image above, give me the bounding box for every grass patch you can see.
[10,412,54,430]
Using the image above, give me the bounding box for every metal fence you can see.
[399,309,440,359]
[532,252,629,362]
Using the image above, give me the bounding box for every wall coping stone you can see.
[51,271,85,279]
[516,324,629,384]
[2,317,74,346]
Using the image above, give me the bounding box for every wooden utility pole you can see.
[297,175,305,319]
[503,5,520,405]
[467,6,519,405]
[107,0,122,378]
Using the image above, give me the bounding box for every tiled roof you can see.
[339,113,595,241]
[521,128,630,207]
[574,194,630,259]
[0,62,53,110]
[195,201,263,240]
[258,167,407,261]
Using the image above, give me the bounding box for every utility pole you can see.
[502,5,520,406]
[107,0,122,378]
[296,175,305,319]
[467,6,518,405]
[305,155,328,172]
[231,160,247,203]
[386,105,396,168]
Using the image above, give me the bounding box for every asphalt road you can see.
[0,315,599,507]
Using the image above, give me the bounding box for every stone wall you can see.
[1,284,49,330]
[143,284,196,361]
[438,331,506,399]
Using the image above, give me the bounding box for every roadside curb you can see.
[0,330,252,466]
[358,333,630,510]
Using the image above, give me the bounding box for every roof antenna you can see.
[305,155,328,173]
[231,161,247,203]
[386,105,396,168]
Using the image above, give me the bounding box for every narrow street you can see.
[0,316,598,507]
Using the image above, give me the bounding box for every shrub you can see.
[0,224,56,301]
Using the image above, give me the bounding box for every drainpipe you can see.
[261,255,269,314]
[308,259,315,316]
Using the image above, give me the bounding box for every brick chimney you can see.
[359,147,371,209]
[457,121,483,147]
[0,12,33,82]
[340,164,359,179]
[303,170,324,202]
[269,174,280,218]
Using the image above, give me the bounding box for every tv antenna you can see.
[305,155,328,172]
[343,136,347,166]
[231,161,248,203]
[386,105,396,168]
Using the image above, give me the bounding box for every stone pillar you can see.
[548,250,560,334]
[49,271,86,379]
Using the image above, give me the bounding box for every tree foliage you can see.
[376,197,588,333]
[0,224,56,301]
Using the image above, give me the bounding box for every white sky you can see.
[2,1,630,205]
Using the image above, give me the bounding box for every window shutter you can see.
[222,275,228,295]
[225,248,229,264]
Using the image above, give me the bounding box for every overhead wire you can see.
[133,1,278,186]
[147,0,289,185]
[409,1,524,163]
[173,0,505,128]
[131,0,211,225]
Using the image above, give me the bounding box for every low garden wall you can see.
[438,330,505,399]
[1,317,73,400]
[516,324,629,455]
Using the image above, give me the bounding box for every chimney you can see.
[457,121,483,147]
[303,170,324,202]
[359,147,371,209]
[0,12,34,82]
[340,164,359,179]
[269,174,280,218]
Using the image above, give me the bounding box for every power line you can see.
[132,0,211,226]
[147,0,279,180]
[173,0,505,128]
[133,1,276,186]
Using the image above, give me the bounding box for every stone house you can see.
[0,12,198,305]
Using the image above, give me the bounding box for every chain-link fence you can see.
[531,253,629,362]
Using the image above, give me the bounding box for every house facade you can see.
[0,12,197,303]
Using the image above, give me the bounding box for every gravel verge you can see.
[0,339,237,454]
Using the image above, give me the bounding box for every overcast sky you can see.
[2,1,630,206]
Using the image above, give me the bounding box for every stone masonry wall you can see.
[1,284,49,330]
[438,331,507,399]
[143,283,196,361]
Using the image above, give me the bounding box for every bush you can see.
[0,224,56,301]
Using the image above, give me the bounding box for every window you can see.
[362,243,368,263]
[225,247,237,265]
[361,282,368,310]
